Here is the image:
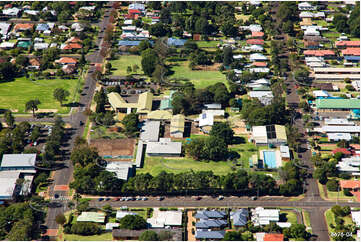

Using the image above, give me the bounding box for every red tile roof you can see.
[332,148,352,155]
[56,57,78,64]
[252,62,268,67]
[264,233,284,241]
[252,31,264,37]
[342,48,360,56]
[351,191,360,201]
[129,9,141,14]
[304,50,335,56]
[335,41,360,48]
[66,37,82,43]
[247,39,264,45]
[63,43,82,50]
[340,180,360,189]
[14,23,34,31]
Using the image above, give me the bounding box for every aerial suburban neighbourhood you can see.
[0,1,359,241]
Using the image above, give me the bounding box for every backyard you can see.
[109,55,142,76]
[0,76,80,114]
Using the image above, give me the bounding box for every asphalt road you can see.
[43,4,114,237]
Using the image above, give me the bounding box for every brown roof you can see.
[63,43,82,50]
[29,58,40,66]
[14,23,34,31]
[312,82,334,91]
[264,233,284,241]
[340,180,360,189]
[56,57,78,64]
[304,40,319,47]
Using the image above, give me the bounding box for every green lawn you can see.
[109,55,142,76]
[63,233,113,241]
[281,211,298,224]
[138,156,235,176]
[0,76,79,114]
[90,125,126,140]
[197,41,219,48]
[325,209,356,240]
[302,210,312,233]
[169,61,228,89]
[228,135,259,170]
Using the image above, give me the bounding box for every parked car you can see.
[251,196,257,200]
[157,196,165,201]
[142,197,148,201]
[105,197,110,201]
[194,196,202,200]
[217,196,224,200]
[98,198,104,201]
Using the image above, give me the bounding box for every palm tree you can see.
[25,99,41,117]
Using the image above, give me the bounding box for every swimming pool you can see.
[263,151,277,169]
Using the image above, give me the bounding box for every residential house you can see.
[36,23,51,32]
[71,22,85,32]
[105,223,119,231]
[335,41,360,49]
[231,209,249,227]
[62,64,77,74]
[147,208,183,228]
[195,210,227,220]
[14,23,34,32]
[251,125,287,146]
[198,113,214,133]
[2,7,21,17]
[0,22,11,38]
[342,48,360,63]
[298,2,316,10]
[0,42,15,49]
[280,145,290,161]
[324,118,355,126]
[249,53,268,61]
[34,42,49,51]
[195,231,226,240]
[170,114,185,138]
[28,58,41,70]
[336,156,360,175]
[256,232,284,241]
[55,57,78,65]
[202,103,225,117]
[240,24,263,32]
[351,211,361,227]
[249,91,273,105]
[24,10,39,16]
[195,210,227,240]
[303,50,335,58]
[328,133,352,142]
[316,125,360,134]
[246,39,264,45]
[146,138,182,156]
[60,42,82,50]
[251,31,264,38]
[304,40,320,49]
[251,207,280,226]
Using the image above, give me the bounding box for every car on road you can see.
[217,195,224,200]
[157,196,165,201]
[136,196,142,201]
[251,196,257,200]
[79,121,84,126]
[113,197,120,201]
[54,194,59,199]
[120,197,126,201]
[105,197,110,201]
[142,197,148,201]
[194,196,202,200]
[98,198,104,201]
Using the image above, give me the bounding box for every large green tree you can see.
[25,99,41,117]
[119,215,147,230]
[210,122,234,145]
[141,48,159,76]
[139,230,160,241]
[53,88,70,106]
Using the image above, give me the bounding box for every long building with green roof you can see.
[315,98,360,110]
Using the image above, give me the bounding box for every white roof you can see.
[199,113,214,127]
[280,145,290,158]
[250,53,268,61]
[123,20,133,25]
[250,68,270,73]
[250,45,264,51]
[233,54,244,59]
[140,120,160,142]
[147,210,182,228]
[337,156,360,172]
[313,90,330,97]
[249,91,273,98]
[324,118,354,126]
[0,22,11,36]
[116,211,137,219]
[79,6,96,11]
[322,126,360,133]
[2,7,20,16]
[305,56,325,62]
[276,222,291,228]
[0,176,17,199]
[24,10,39,15]
[252,126,267,144]
[328,133,352,141]
[0,42,15,48]
[1,154,36,168]
[352,211,361,227]
[146,141,182,155]
[105,162,133,180]
[105,223,119,230]
[299,11,314,18]
[202,109,225,117]
[34,42,49,50]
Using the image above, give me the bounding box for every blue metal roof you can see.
[36,23,49,31]
[195,230,225,239]
[118,40,154,46]
[195,210,226,219]
[344,56,360,61]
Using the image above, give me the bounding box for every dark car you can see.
[98,198,104,201]
[105,197,110,201]
[54,194,59,199]
[251,196,257,200]
[157,196,165,201]
[80,121,84,126]
[195,196,202,200]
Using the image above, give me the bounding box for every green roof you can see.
[17,41,31,48]
[252,86,271,91]
[316,98,360,109]
[160,90,176,110]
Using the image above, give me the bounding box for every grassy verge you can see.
[63,232,113,241]
[325,209,356,240]
[109,55,142,76]
[82,119,91,139]
[302,210,312,233]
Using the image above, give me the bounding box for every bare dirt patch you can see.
[194,63,222,71]
[90,138,136,157]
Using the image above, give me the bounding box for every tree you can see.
[126,66,132,74]
[331,205,344,217]
[139,230,160,241]
[141,48,159,76]
[158,231,173,241]
[284,224,309,240]
[326,179,339,192]
[221,21,238,37]
[70,222,102,235]
[53,88,70,106]
[55,214,66,226]
[294,68,309,83]
[205,136,228,161]
[121,113,139,136]
[119,215,147,230]
[333,14,349,33]
[152,64,166,82]
[25,99,41,117]
[223,231,242,241]
[71,144,99,167]
[195,17,211,35]
[149,23,170,37]
[6,219,33,241]
[210,122,234,145]
[132,64,139,73]
[138,40,152,51]
[223,46,233,66]
[4,110,15,128]
[76,199,89,212]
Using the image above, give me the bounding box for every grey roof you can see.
[116,211,137,219]
[204,103,222,110]
[140,120,160,142]
[195,210,227,219]
[195,219,227,229]
[1,154,36,168]
[195,230,225,239]
[135,140,144,168]
[231,209,249,226]
[146,141,182,155]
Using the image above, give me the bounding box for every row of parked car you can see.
[98,196,155,202]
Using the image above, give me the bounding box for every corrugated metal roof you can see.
[170,114,185,134]
[316,98,360,109]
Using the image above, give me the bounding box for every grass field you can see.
[90,125,126,140]
[138,156,235,176]
[63,233,113,241]
[197,41,219,48]
[0,76,79,114]
[228,135,260,170]
[281,211,298,224]
[110,55,142,76]
[169,61,228,89]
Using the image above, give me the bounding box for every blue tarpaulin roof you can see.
[167,38,187,46]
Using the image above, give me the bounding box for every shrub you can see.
[326,179,339,192]
[343,188,353,196]
[70,222,102,235]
